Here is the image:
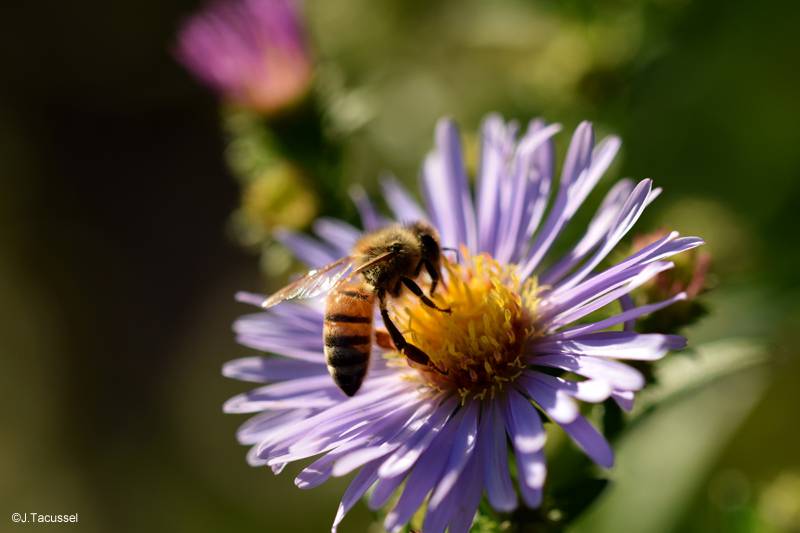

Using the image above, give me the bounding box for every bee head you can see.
[407,221,441,268]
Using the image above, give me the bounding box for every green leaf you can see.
[568,339,768,533]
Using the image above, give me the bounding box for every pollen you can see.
[390,248,541,401]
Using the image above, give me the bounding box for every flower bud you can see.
[631,228,712,331]
[175,0,313,115]
[235,162,318,245]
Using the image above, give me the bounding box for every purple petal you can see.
[331,400,438,477]
[234,334,324,362]
[619,293,637,332]
[275,228,338,268]
[533,331,686,361]
[561,121,596,188]
[542,261,660,320]
[567,134,622,211]
[349,185,388,231]
[294,437,368,489]
[246,443,270,467]
[368,471,406,510]
[637,235,705,264]
[523,121,557,242]
[552,292,688,339]
[383,409,463,532]
[518,122,594,277]
[262,389,418,463]
[254,381,410,457]
[516,449,546,508]
[233,306,328,362]
[520,124,622,279]
[518,373,579,424]
[560,415,614,468]
[234,317,322,341]
[378,396,458,478]
[480,401,518,511]
[503,395,548,506]
[540,178,634,285]
[421,119,477,249]
[268,400,418,467]
[313,217,360,255]
[527,372,612,404]
[237,408,314,445]
[223,375,345,413]
[439,119,478,250]
[421,153,450,241]
[418,159,443,240]
[424,452,481,533]
[380,174,427,223]
[563,379,613,403]
[332,441,400,478]
[444,453,484,533]
[494,121,561,263]
[529,355,644,391]
[612,390,635,411]
[331,460,381,532]
[235,291,266,306]
[222,356,326,383]
[551,232,703,304]
[235,304,323,335]
[428,401,480,508]
[554,179,654,292]
[504,389,546,453]
[546,261,674,328]
[476,115,517,254]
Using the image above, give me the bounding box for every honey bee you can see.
[260,221,451,396]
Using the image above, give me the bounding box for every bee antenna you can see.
[442,247,460,261]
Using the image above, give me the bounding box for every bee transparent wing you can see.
[260,256,356,309]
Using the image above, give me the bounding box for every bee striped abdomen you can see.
[323,282,375,397]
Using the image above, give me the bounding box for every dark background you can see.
[2,0,799,531]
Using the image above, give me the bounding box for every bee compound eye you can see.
[420,234,438,255]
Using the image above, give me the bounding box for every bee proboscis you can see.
[261,221,450,396]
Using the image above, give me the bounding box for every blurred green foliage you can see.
[2,0,799,532]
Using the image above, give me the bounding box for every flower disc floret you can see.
[393,250,541,402]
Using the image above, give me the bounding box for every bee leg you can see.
[374,329,394,350]
[401,277,451,313]
[379,291,448,375]
[424,260,442,296]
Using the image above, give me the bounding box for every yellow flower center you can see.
[390,249,541,402]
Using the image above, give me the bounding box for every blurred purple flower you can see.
[224,116,704,532]
[175,0,312,114]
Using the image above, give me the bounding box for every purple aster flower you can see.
[175,0,313,114]
[224,115,704,532]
